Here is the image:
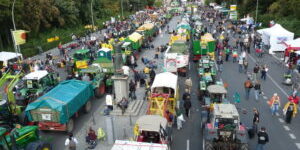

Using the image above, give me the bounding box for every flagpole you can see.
[11,0,22,60]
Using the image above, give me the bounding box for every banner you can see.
[230,5,237,11]
[12,30,27,45]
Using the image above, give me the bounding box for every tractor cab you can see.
[202,104,248,150]
[134,115,172,146]
[201,84,227,110]
[15,70,59,106]
[79,64,106,97]
[148,72,178,120]
[73,49,91,69]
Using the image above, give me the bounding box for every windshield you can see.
[74,53,87,60]
[26,80,39,89]
[216,118,237,130]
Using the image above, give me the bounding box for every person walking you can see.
[253,80,261,101]
[244,78,253,100]
[253,108,260,134]
[253,64,260,81]
[268,93,281,116]
[233,92,241,104]
[283,101,297,123]
[256,127,269,150]
[129,80,136,100]
[185,77,192,94]
[183,97,192,118]
[176,112,185,130]
[243,59,248,73]
[65,133,78,150]
[217,57,223,72]
[260,65,268,80]
[225,47,231,61]
[238,58,244,73]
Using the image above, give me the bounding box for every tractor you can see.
[14,70,59,107]
[0,125,52,150]
[201,104,248,150]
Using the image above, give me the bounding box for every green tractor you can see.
[14,70,59,108]
[0,125,52,150]
[79,64,106,98]
[73,49,92,70]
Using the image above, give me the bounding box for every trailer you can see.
[111,140,169,150]
[192,33,216,61]
[164,40,189,76]
[124,32,143,51]
[25,80,94,132]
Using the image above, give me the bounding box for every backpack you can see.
[69,138,76,150]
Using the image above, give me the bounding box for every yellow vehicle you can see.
[147,72,179,119]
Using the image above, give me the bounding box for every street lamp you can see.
[91,0,95,30]
[255,0,259,24]
[11,0,21,59]
[121,0,124,19]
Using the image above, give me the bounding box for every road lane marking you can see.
[283,125,290,131]
[248,55,289,97]
[187,139,190,150]
[263,96,268,100]
[278,118,284,123]
[289,133,296,139]
[295,143,300,149]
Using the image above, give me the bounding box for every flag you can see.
[12,30,27,45]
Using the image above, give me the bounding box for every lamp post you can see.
[121,0,124,19]
[255,0,259,24]
[91,0,95,30]
[11,0,21,59]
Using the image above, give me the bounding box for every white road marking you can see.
[283,125,290,131]
[248,55,289,97]
[278,118,284,123]
[295,143,300,149]
[263,96,268,100]
[187,139,190,150]
[289,133,296,140]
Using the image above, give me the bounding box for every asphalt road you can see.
[19,5,300,150]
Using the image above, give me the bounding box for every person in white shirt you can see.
[65,133,78,150]
[122,65,130,76]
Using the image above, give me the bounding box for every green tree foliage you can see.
[0,0,158,52]
[207,0,300,36]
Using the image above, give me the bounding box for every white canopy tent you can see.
[151,72,178,95]
[283,38,300,50]
[0,52,22,67]
[257,24,294,53]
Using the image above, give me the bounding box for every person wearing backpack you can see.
[244,78,253,100]
[65,133,78,150]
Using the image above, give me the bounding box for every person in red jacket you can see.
[288,93,299,105]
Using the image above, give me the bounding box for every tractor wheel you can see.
[94,87,101,98]
[84,100,92,113]
[204,140,214,150]
[66,118,74,133]
[240,144,249,150]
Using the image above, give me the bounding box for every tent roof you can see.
[112,140,168,150]
[151,72,178,91]
[137,23,155,31]
[23,70,48,80]
[259,24,294,36]
[207,84,227,94]
[136,115,167,132]
[284,38,300,48]
[98,47,111,52]
[0,52,22,62]
[128,32,143,42]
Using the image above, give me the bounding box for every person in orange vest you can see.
[268,93,281,116]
